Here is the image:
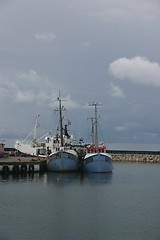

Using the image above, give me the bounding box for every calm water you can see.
[0,162,160,240]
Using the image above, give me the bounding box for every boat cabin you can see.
[86,145,107,153]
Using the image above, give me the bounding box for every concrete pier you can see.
[1,150,160,175]
[0,156,47,174]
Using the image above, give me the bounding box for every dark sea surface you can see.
[0,162,160,240]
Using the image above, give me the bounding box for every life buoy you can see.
[12,164,20,173]
[29,164,34,173]
[2,165,9,174]
[21,164,27,173]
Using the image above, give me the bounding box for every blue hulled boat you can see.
[82,145,113,173]
[47,149,79,173]
[47,94,79,173]
[82,102,113,173]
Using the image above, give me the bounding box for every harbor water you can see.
[0,162,160,240]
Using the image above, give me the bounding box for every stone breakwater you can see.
[111,152,160,163]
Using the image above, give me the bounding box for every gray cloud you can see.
[69,0,160,22]
[108,82,125,98]
[0,0,160,149]
[109,56,160,87]
[34,32,56,42]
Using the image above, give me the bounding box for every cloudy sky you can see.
[0,0,160,149]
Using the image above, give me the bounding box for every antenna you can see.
[33,114,40,142]
[0,139,5,145]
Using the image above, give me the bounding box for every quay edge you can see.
[0,156,47,174]
[1,149,160,175]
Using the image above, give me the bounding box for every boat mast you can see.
[88,117,95,145]
[57,94,63,147]
[57,92,66,147]
[89,102,102,148]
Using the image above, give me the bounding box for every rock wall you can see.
[111,153,160,163]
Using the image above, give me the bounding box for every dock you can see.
[1,149,160,176]
[0,156,47,175]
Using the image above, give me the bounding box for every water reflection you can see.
[0,172,45,182]
[0,171,113,185]
[81,172,113,184]
[46,172,80,185]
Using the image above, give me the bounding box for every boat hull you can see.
[47,150,79,173]
[82,153,113,173]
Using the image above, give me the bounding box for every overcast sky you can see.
[0,0,160,149]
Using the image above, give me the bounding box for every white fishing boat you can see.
[0,140,5,157]
[82,102,113,173]
[44,123,79,155]
[14,115,47,156]
[47,94,80,172]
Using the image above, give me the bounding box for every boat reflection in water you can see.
[81,172,113,184]
[46,172,112,185]
[46,172,80,185]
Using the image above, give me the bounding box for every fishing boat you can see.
[47,95,79,173]
[82,102,113,173]
[14,115,47,156]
